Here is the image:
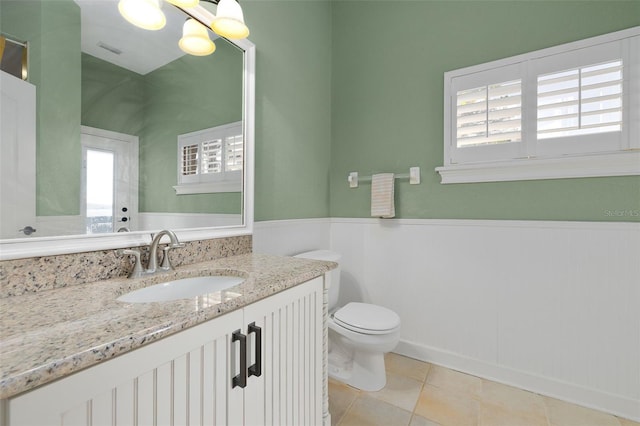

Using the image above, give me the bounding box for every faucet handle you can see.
[116,249,145,278]
[159,243,184,271]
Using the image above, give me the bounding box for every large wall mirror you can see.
[0,0,255,260]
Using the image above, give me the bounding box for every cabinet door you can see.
[243,277,324,426]
[7,309,244,426]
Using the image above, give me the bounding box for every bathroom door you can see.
[0,71,36,239]
[80,126,138,234]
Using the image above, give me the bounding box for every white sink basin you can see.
[117,276,244,303]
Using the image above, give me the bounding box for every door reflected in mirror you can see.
[81,126,139,235]
[0,0,247,240]
[85,148,115,233]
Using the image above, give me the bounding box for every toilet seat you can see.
[333,302,400,335]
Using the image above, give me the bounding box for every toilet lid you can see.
[333,302,400,334]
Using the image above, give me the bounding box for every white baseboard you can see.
[395,339,640,422]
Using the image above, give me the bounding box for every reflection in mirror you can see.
[0,0,247,241]
[0,35,28,80]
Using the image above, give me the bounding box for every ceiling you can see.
[74,0,187,75]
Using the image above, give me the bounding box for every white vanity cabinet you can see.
[4,277,325,426]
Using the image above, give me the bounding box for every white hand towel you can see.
[371,173,395,218]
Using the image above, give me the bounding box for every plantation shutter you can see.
[225,134,243,172]
[176,121,243,191]
[456,79,522,147]
[201,139,223,174]
[537,60,623,139]
[181,144,199,176]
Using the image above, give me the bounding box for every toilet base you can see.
[328,344,352,382]
[328,347,387,392]
[327,318,400,392]
[347,351,387,391]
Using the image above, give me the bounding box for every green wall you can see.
[243,0,333,221]
[81,41,243,214]
[330,1,640,222]
[3,1,638,223]
[140,40,243,214]
[81,53,145,136]
[1,0,81,216]
[3,0,242,219]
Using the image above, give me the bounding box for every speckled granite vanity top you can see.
[0,253,335,399]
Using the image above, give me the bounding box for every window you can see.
[174,122,243,194]
[537,61,622,140]
[456,79,522,148]
[85,149,114,234]
[438,27,640,184]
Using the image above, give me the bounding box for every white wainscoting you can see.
[138,212,242,230]
[35,216,84,237]
[253,218,331,256]
[254,217,640,421]
[28,214,242,238]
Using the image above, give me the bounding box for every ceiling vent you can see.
[97,42,122,55]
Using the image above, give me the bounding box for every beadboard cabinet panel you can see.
[244,277,323,426]
[8,308,244,425]
[5,277,326,426]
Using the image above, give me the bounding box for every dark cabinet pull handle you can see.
[232,329,247,388]
[248,322,262,377]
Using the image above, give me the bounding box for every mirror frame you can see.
[0,11,255,261]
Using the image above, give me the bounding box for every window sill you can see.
[173,181,241,194]
[435,151,640,184]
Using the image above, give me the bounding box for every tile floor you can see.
[328,353,640,426]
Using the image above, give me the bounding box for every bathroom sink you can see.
[117,276,244,303]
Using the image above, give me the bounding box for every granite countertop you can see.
[0,253,335,399]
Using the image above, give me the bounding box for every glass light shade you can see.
[179,19,216,56]
[210,0,249,39]
[165,0,199,8]
[118,0,166,30]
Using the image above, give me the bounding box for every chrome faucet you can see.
[147,230,185,273]
[117,230,185,278]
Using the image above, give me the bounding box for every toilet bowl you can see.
[294,250,401,392]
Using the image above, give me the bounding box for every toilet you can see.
[295,250,401,392]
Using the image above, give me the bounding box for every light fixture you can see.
[117,0,250,56]
[210,0,249,40]
[166,0,200,8]
[118,0,166,31]
[179,19,216,56]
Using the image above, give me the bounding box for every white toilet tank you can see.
[294,250,341,310]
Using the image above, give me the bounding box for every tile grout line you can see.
[541,394,552,426]
[407,361,436,425]
[334,384,361,426]
[408,375,429,425]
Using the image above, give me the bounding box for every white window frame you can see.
[437,26,640,184]
[173,121,243,194]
